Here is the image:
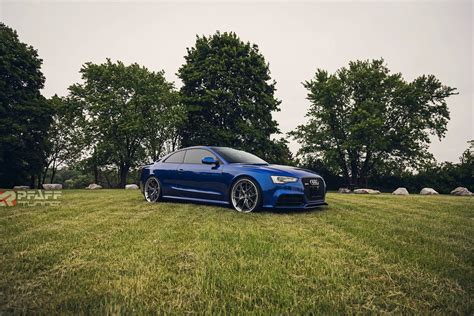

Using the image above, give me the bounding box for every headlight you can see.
[271,176,298,184]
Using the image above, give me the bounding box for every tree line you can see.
[1,23,471,190]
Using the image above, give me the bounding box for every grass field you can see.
[0,190,472,314]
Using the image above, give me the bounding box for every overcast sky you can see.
[1,0,472,162]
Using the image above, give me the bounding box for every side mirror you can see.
[202,156,219,165]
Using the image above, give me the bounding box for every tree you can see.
[263,138,294,165]
[178,31,289,163]
[458,140,474,187]
[142,91,185,161]
[42,95,83,184]
[290,59,456,186]
[0,22,53,188]
[68,59,180,188]
[460,140,473,165]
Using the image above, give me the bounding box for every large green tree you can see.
[42,95,83,184]
[178,31,291,163]
[143,90,184,162]
[290,59,456,186]
[69,59,181,188]
[0,23,53,188]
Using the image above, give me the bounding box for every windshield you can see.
[211,147,267,164]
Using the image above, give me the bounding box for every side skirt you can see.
[162,195,230,205]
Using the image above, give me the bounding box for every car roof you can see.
[163,146,228,163]
[179,146,231,151]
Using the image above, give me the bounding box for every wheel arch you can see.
[228,174,263,205]
[143,174,163,202]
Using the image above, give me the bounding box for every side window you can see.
[183,149,216,164]
[164,150,186,163]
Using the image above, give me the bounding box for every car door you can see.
[177,149,226,201]
[157,149,186,197]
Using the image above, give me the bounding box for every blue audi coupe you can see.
[140,146,327,212]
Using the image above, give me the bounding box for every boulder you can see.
[392,187,409,195]
[86,183,102,190]
[420,188,438,195]
[42,183,62,190]
[338,188,351,193]
[450,187,472,196]
[354,188,381,194]
[13,185,29,190]
[125,184,139,190]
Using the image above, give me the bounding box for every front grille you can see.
[276,194,304,207]
[302,177,325,201]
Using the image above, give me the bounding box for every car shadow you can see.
[159,198,327,215]
[160,198,231,209]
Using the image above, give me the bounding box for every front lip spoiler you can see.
[271,201,328,209]
[305,202,328,208]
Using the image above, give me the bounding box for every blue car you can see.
[140,146,327,212]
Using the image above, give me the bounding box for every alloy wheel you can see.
[231,178,259,212]
[144,177,161,202]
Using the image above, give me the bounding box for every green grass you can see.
[0,190,473,314]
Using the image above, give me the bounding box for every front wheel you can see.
[230,177,261,213]
[144,176,161,202]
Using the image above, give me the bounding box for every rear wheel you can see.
[230,177,261,213]
[144,176,161,202]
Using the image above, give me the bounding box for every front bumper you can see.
[262,177,327,209]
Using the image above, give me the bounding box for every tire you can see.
[144,176,162,203]
[230,177,262,213]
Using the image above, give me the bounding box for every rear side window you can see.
[184,149,217,164]
[164,150,186,163]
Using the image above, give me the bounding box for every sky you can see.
[1,0,472,162]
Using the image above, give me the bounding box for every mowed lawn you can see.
[0,190,472,314]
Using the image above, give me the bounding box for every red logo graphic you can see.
[0,191,17,207]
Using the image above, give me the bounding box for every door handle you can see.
[178,168,184,172]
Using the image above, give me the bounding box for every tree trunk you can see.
[41,166,48,185]
[50,166,57,184]
[29,175,35,189]
[104,172,112,188]
[349,176,359,190]
[350,164,359,188]
[172,135,179,152]
[93,165,99,184]
[118,164,129,188]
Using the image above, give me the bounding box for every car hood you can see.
[236,164,321,178]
